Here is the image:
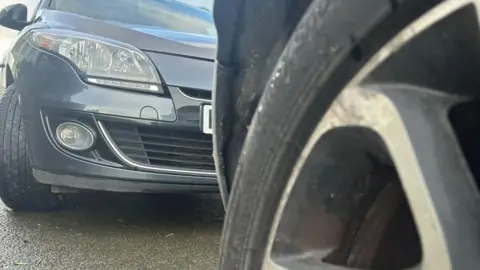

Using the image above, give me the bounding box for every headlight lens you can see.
[29,29,161,92]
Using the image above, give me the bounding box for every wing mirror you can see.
[0,4,29,31]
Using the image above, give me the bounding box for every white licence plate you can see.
[202,105,213,134]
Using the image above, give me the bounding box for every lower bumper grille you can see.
[102,121,215,172]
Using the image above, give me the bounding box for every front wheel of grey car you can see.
[0,84,59,211]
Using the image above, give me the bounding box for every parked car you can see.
[0,0,217,211]
[213,0,480,269]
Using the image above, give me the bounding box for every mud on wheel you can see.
[214,0,480,269]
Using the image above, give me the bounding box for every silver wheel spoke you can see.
[265,84,480,269]
[332,84,479,270]
[263,257,285,270]
[349,84,480,270]
[262,0,480,268]
[265,254,357,270]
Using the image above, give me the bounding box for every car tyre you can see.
[217,0,478,269]
[0,84,59,211]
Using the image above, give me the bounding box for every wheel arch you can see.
[213,0,313,205]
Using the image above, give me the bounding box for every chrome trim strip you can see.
[176,87,211,102]
[87,77,160,92]
[97,121,217,177]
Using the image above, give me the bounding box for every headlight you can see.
[29,29,161,92]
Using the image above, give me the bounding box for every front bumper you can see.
[33,169,218,193]
[14,42,217,192]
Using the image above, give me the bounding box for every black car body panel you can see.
[1,0,218,192]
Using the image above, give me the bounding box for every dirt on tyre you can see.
[0,85,59,211]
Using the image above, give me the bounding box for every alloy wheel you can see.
[263,1,480,269]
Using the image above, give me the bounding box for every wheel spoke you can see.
[263,256,285,270]
[265,253,357,270]
[327,84,480,270]
[262,0,480,268]
[265,84,480,269]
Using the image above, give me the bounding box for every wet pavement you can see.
[0,193,224,270]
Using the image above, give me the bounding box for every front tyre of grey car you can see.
[215,0,480,269]
[0,84,59,211]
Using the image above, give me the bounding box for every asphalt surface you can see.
[0,193,224,270]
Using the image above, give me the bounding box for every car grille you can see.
[102,121,215,172]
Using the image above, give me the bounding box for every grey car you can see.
[0,0,217,211]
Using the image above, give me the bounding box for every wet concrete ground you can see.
[0,193,224,270]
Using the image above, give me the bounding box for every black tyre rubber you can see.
[218,0,440,269]
[0,84,59,211]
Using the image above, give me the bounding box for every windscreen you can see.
[50,0,216,36]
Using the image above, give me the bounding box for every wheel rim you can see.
[262,1,480,269]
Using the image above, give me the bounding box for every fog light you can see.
[55,122,95,151]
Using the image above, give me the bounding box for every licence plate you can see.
[202,105,213,134]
